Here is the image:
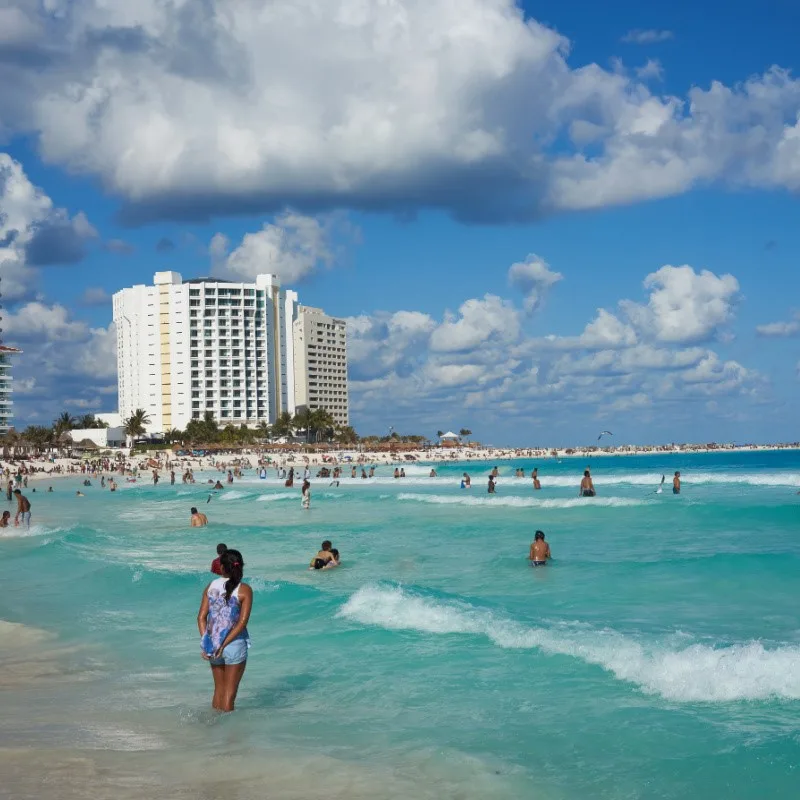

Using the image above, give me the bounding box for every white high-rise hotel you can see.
[113,272,348,432]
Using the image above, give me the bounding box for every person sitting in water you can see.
[191,507,209,527]
[529,530,551,566]
[579,470,595,497]
[310,540,339,570]
[673,471,681,494]
[0,510,10,527]
[429,469,437,477]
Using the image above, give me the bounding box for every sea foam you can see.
[397,493,645,508]
[338,585,800,702]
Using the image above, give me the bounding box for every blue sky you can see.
[1,0,799,445]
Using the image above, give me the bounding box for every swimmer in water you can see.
[191,506,209,527]
[529,530,551,566]
[673,471,681,494]
[310,540,339,570]
[579,470,596,497]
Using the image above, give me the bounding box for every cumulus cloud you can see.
[622,29,674,44]
[635,59,663,81]
[620,265,739,344]
[430,295,520,353]
[347,260,761,437]
[1,3,799,223]
[213,212,339,284]
[0,152,94,299]
[507,254,563,312]
[2,302,117,424]
[756,312,800,337]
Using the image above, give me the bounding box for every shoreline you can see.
[1,442,798,480]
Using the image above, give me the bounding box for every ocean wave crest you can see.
[338,585,800,702]
[397,493,645,508]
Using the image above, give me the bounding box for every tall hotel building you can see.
[113,272,348,433]
[293,306,349,427]
[0,278,21,435]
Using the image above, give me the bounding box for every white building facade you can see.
[292,306,349,427]
[113,272,299,432]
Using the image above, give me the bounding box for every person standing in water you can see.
[529,530,551,566]
[579,470,596,497]
[673,471,681,494]
[210,543,227,575]
[461,472,471,489]
[5,479,12,502]
[532,468,541,490]
[488,475,496,494]
[14,489,31,528]
[197,549,252,712]
[301,479,311,509]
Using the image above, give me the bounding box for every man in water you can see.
[310,540,339,570]
[213,480,224,490]
[532,468,541,490]
[191,506,209,527]
[14,489,31,528]
[210,543,227,575]
[579,470,596,497]
[673,471,681,494]
[488,475,496,494]
[529,530,551,566]
[491,466,499,478]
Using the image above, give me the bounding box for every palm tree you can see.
[292,407,314,443]
[164,428,183,445]
[124,408,151,439]
[310,408,335,442]
[459,428,472,443]
[255,421,271,442]
[272,410,294,439]
[53,411,77,438]
[23,425,53,452]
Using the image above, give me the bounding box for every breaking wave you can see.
[338,585,800,702]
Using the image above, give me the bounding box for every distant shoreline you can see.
[2,443,798,477]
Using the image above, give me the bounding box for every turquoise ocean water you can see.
[1,451,799,799]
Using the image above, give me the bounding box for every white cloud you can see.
[622,29,674,44]
[3,4,800,222]
[1,152,94,299]
[507,254,563,312]
[430,295,520,353]
[756,312,800,337]
[620,265,739,344]
[214,212,334,283]
[635,59,663,81]
[3,301,89,341]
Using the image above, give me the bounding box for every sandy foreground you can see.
[2,442,798,481]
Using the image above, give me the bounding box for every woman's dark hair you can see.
[216,543,228,556]
[220,549,244,602]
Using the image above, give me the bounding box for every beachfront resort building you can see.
[0,278,21,435]
[113,272,348,433]
[292,306,349,427]
[0,344,21,436]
